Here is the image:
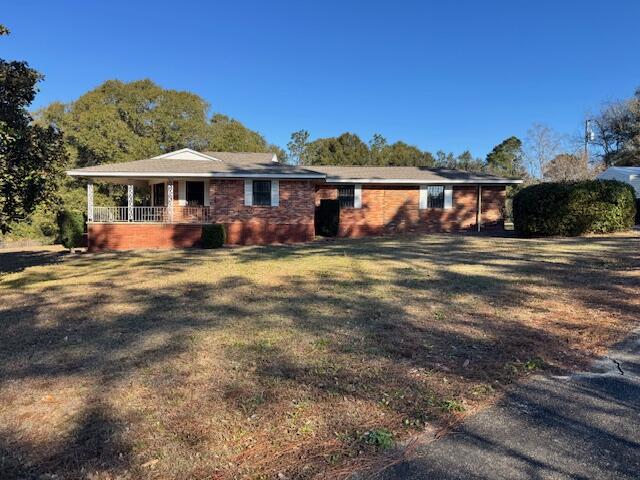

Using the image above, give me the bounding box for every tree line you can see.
[1,22,639,239]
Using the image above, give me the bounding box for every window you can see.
[426,186,445,209]
[338,185,355,208]
[253,180,272,206]
[186,181,205,206]
[153,183,165,206]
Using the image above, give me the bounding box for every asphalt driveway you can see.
[379,329,640,480]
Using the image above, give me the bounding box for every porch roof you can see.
[67,151,325,180]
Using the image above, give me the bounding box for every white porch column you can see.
[127,184,134,222]
[87,181,94,222]
[166,179,174,223]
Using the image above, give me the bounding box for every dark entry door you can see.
[153,183,165,206]
[186,181,205,206]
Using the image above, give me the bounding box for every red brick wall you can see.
[208,179,316,245]
[315,185,505,237]
[481,186,506,227]
[89,182,506,250]
[88,224,203,251]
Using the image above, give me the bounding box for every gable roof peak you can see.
[152,148,220,162]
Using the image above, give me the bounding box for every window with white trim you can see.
[338,185,355,208]
[252,180,272,206]
[426,185,445,209]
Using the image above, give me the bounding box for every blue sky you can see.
[3,0,639,158]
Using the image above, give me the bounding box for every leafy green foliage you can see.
[56,209,85,249]
[289,131,489,169]
[513,180,636,236]
[35,79,283,168]
[201,223,226,248]
[36,79,211,166]
[486,136,525,177]
[209,113,284,158]
[0,28,67,233]
[440,399,465,412]
[361,429,394,449]
[314,199,339,237]
[287,129,311,165]
[381,141,435,166]
[307,132,370,166]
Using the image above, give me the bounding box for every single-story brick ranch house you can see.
[67,148,522,251]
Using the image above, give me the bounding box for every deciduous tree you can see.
[543,153,592,182]
[307,132,370,165]
[525,123,563,179]
[592,87,640,166]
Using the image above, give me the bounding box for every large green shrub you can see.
[56,209,85,249]
[513,180,636,236]
[315,199,340,237]
[202,224,226,248]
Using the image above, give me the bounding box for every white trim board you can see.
[67,171,326,179]
[325,178,522,185]
[152,148,220,162]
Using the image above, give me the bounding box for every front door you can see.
[153,183,165,206]
[186,181,205,206]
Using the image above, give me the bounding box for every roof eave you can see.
[66,170,326,180]
[324,178,523,185]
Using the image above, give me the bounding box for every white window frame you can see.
[420,185,453,209]
[338,184,362,209]
[244,179,279,207]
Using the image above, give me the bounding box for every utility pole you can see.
[584,119,594,166]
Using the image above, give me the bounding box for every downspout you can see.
[476,185,482,232]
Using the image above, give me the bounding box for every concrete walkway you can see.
[379,330,640,480]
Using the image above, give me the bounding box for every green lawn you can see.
[1,232,639,479]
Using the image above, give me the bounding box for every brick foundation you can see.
[88,224,204,252]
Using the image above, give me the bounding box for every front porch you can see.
[87,178,213,224]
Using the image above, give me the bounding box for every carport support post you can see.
[86,181,94,222]
[476,185,482,232]
[127,184,134,222]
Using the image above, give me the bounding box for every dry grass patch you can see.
[0,232,639,479]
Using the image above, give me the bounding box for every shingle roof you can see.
[202,152,277,163]
[67,153,324,178]
[309,165,521,184]
[67,149,522,184]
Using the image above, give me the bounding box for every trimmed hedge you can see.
[315,199,340,237]
[202,224,226,248]
[513,180,636,237]
[56,209,85,249]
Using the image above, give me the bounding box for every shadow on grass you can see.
[0,249,66,275]
[0,233,638,478]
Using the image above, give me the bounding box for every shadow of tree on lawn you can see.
[0,233,638,478]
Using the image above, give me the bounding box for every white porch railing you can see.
[93,206,129,223]
[91,206,213,223]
